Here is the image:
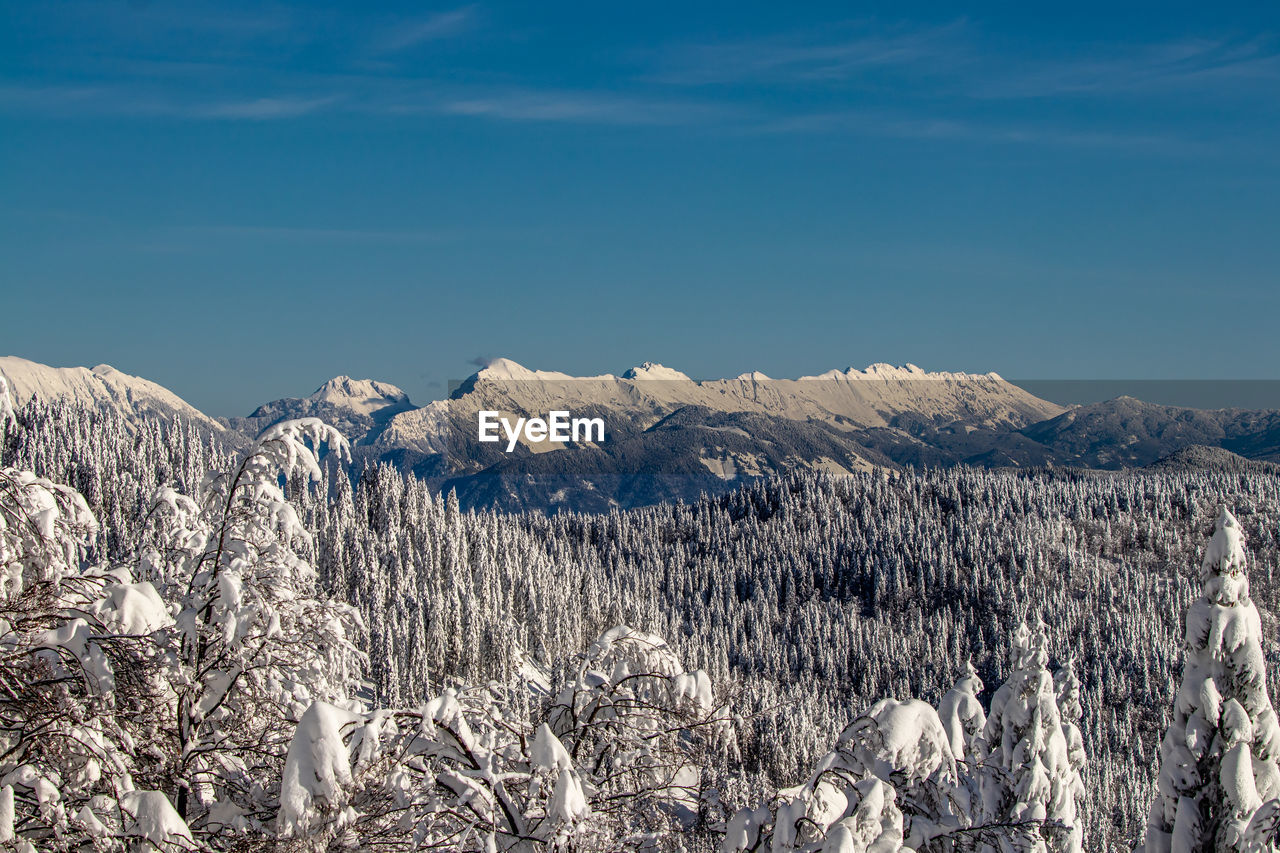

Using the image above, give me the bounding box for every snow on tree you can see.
[277,625,735,851]
[1053,657,1086,842]
[0,465,182,849]
[1142,507,1280,853]
[0,784,13,844]
[547,625,735,826]
[277,700,362,839]
[0,373,14,449]
[12,394,1280,850]
[121,789,195,848]
[974,617,1082,852]
[723,695,961,852]
[138,418,366,837]
[940,661,987,764]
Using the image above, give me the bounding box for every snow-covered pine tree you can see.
[722,696,962,852]
[975,617,1083,852]
[1143,507,1280,853]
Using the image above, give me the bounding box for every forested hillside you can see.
[7,398,1280,850]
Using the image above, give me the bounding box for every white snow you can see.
[120,790,193,847]
[91,580,174,635]
[0,784,12,843]
[0,374,14,432]
[937,662,985,761]
[672,670,714,712]
[477,357,614,383]
[531,724,573,773]
[550,767,589,823]
[278,701,361,838]
[1144,507,1279,853]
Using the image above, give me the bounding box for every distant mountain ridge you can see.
[6,355,1280,512]
[376,357,1062,453]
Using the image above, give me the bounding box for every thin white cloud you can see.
[0,84,339,120]
[0,79,1234,157]
[192,95,340,119]
[434,89,736,126]
[970,37,1280,99]
[649,21,969,86]
[174,224,459,244]
[753,110,1208,156]
[651,24,1280,102]
[372,6,478,54]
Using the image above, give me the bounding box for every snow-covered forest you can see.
[5,396,1280,851]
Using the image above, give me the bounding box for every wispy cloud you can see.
[0,78,1234,158]
[175,224,460,244]
[0,79,732,127]
[0,84,338,120]
[433,89,738,126]
[371,6,479,54]
[650,23,1280,102]
[754,110,1206,156]
[970,37,1280,99]
[191,95,340,119]
[650,21,968,86]
[4,8,1275,158]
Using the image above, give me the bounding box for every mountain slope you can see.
[0,356,225,434]
[1020,397,1280,468]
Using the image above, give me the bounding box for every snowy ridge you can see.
[799,362,1003,382]
[0,356,223,433]
[476,358,615,383]
[480,358,1004,385]
[375,357,1062,453]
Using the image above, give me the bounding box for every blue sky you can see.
[2,1,1279,414]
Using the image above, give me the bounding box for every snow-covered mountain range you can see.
[6,354,1280,512]
[0,356,225,434]
[372,357,1063,451]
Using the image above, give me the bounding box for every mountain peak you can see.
[622,362,691,381]
[476,358,540,381]
[311,375,409,406]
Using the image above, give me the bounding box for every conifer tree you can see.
[1143,508,1280,853]
[976,618,1083,852]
